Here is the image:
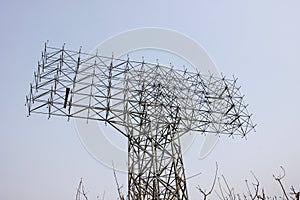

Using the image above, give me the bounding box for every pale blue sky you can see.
[1,0,300,199]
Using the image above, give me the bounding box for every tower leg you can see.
[127,123,189,200]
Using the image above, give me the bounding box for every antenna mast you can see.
[26,44,255,199]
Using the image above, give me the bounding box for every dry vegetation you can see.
[75,165,299,200]
[196,164,299,200]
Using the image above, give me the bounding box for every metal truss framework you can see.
[26,44,255,200]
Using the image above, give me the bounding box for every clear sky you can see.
[0,0,300,199]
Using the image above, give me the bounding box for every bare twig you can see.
[290,186,299,200]
[76,178,82,200]
[113,164,125,200]
[187,171,202,180]
[76,178,89,200]
[215,190,224,200]
[245,179,253,199]
[222,174,235,200]
[259,188,266,200]
[273,166,289,200]
[196,162,218,200]
[250,171,260,199]
[218,177,226,200]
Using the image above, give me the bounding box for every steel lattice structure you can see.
[26,44,255,200]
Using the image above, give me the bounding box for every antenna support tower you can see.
[26,44,255,200]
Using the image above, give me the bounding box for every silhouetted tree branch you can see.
[273,166,289,200]
[76,178,89,200]
[196,162,218,200]
[290,186,299,200]
[74,165,298,200]
[113,165,125,200]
